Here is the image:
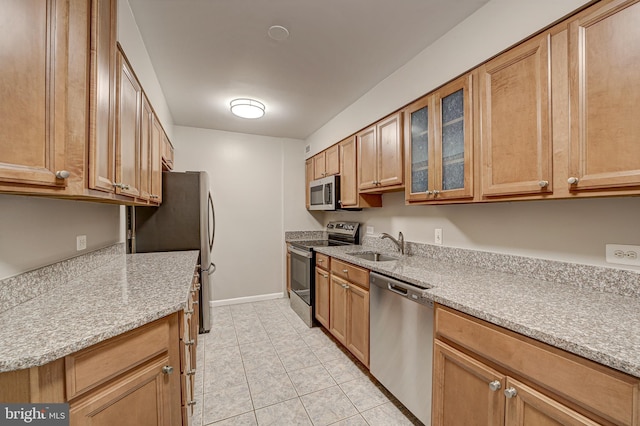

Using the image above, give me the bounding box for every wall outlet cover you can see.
[77,235,87,251]
[605,244,640,266]
[366,226,374,235]
[435,228,443,245]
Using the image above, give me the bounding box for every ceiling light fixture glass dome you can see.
[230,98,265,119]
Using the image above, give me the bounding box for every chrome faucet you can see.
[380,231,404,255]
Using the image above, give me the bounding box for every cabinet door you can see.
[405,96,435,202]
[150,116,162,203]
[346,284,369,367]
[568,0,640,191]
[69,356,173,426]
[305,159,313,209]
[504,378,600,426]
[376,112,404,189]
[325,144,340,176]
[115,49,141,198]
[434,74,473,200]
[432,340,505,426]
[480,33,552,197]
[329,275,348,345]
[139,95,153,201]
[315,267,330,329]
[339,137,358,207]
[0,0,70,188]
[313,152,326,180]
[88,0,117,193]
[357,126,378,191]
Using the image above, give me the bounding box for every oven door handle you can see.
[288,246,313,258]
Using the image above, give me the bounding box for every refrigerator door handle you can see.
[208,192,215,252]
[202,262,216,275]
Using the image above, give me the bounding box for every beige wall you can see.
[0,195,121,279]
[173,126,322,302]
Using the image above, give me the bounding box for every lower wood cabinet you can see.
[433,304,640,426]
[314,253,331,329]
[328,258,370,367]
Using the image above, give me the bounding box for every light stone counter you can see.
[0,249,199,373]
[315,242,640,379]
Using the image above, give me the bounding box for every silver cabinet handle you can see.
[113,182,130,190]
[187,400,197,407]
[538,180,549,188]
[162,365,174,375]
[568,177,579,185]
[317,259,324,263]
[150,194,159,199]
[342,269,348,273]
[488,380,501,392]
[321,273,328,278]
[184,339,195,346]
[187,369,196,376]
[55,170,70,179]
[504,387,517,398]
[432,190,441,195]
[341,284,349,289]
[184,309,194,315]
[425,190,433,195]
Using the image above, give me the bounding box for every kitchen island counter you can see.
[315,243,640,379]
[0,249,199,373]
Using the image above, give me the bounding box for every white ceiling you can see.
[127,0,490,140]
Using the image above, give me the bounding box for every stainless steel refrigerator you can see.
[133,171,214,333]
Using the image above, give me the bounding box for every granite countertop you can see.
[0,250,199,373]
[315,244,640,379]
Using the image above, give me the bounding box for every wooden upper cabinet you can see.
[568,0,640,192]
[338,136,382,209]
[313,152,326,180]
[150,116,163,204]
[358,111,404,192]
[115,48,141,198]
[325,144,340,176]
[406,74,474,203]
[88,0,117,194]
[161,134,174,171]
[480,32,552,198]
[305,158,313,209]
[0,0,72,189]
[139,95,153,201]
[312,145,340,180]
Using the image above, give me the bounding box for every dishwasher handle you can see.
[388,283,408,296]
[370,271,432,301]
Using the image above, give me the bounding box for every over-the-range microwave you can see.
[309,175,340,211]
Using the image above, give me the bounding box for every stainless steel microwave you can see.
[309,175,339,211]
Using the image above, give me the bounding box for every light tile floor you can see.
[191,298,422,425]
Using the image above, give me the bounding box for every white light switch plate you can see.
[366,226,374,235]
[606,244,640,266]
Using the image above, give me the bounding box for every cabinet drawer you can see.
[316,253,330,271]
[65,316,172,400]
[330,258,369,289]
[435,305,640,426]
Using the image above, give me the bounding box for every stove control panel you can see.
[326,221,360,238]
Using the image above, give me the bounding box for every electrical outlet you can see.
[605,244,640,266]
[366,226,374,235]
[77,235,87,251]
[434,228,443,245]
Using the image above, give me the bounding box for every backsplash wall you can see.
[0,195,122,280]
[326,192,640,271]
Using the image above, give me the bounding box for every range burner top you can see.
[289,239,345,251]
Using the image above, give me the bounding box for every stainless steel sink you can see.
[348,251,399,262]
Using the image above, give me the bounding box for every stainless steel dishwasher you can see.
[370,271,433,425]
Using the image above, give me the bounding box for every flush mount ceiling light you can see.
[268,25,290,41]
[230,98,265,119]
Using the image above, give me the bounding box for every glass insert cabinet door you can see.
[405,73,473,202]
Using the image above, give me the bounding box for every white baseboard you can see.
[210,292,286,308]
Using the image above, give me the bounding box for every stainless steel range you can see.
[287,221,360,327]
